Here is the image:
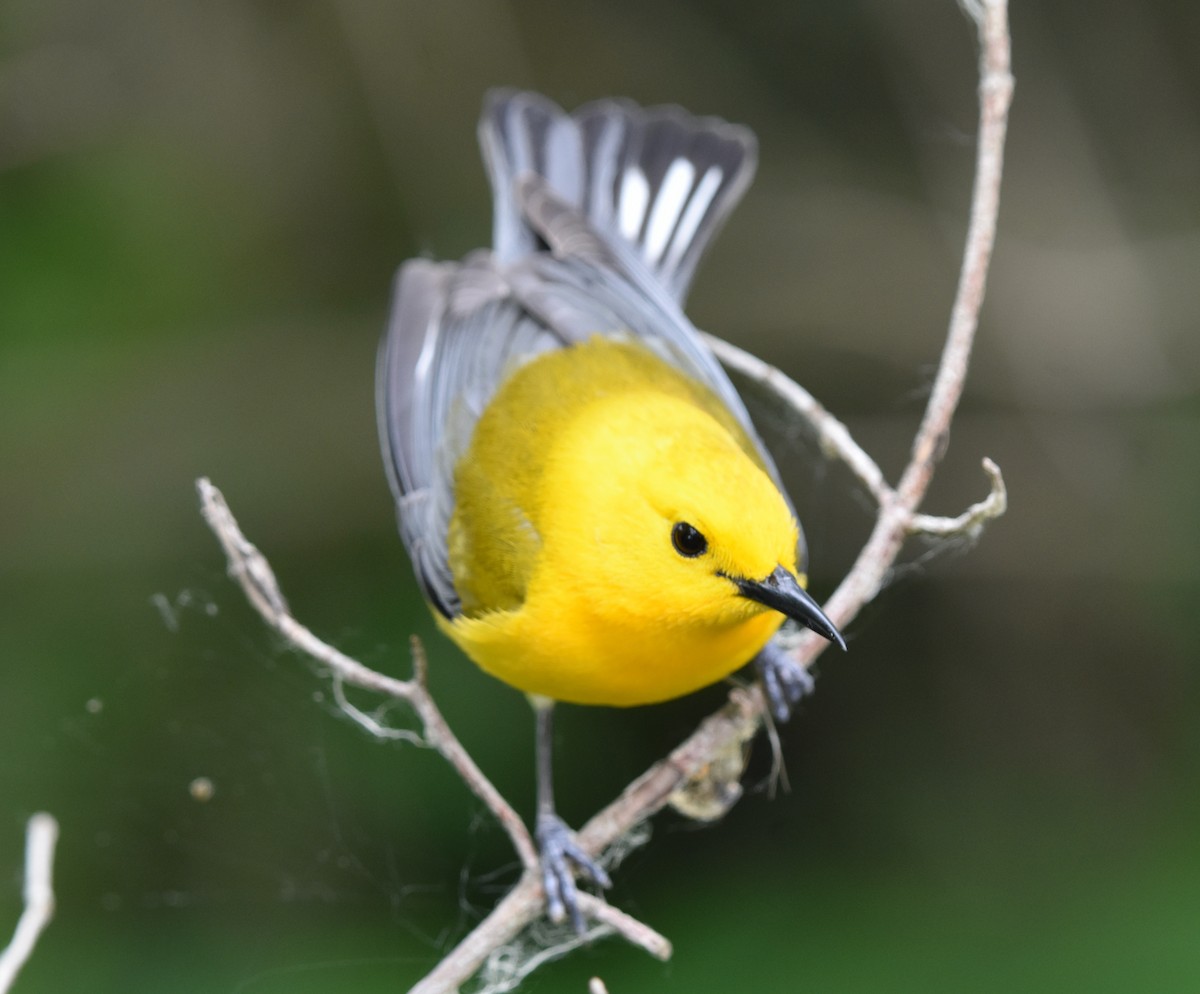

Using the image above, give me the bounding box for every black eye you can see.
[671,522,708,558]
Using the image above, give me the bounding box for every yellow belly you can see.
[441,599,783,706]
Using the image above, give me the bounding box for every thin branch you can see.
[199,4,1012,991]
[702,0,1011,664]
[197,479,538,874]
[803,0,1013,650]
[330,675,427,746]
[909,457,1007,537]
[574,895,672,962]
[371,683,765,994]
[411,888,669,994]
[199,480,672,984]
[404,638,540,874]
[409,879,543,994]
[0,813,59,994]
[896,0,1012,513]
[702,334,892,506]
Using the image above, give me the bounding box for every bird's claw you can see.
[755,640,816,723]
[536,812,611,932]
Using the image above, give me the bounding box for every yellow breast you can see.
[442,336,800,707]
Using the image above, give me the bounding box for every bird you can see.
[377,89,845,930]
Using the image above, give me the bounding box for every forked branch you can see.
[196,479,670,969]
[0,813,59,994]
[199,2,1012,991]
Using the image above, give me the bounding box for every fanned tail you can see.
[480,89,757,303]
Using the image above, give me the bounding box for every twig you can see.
[330,675,427,746]
[898,0,1012,515]
[0,813,59,994]
[199,3,1012,991]
[574,895,672,961]
[909,457,1007,537]
[197,479,538,874]
[812,0,1012,650]
[702,334,891,506]
[413,891,668,994]
[199,479,671,987]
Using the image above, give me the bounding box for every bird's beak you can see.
[734,565,846,650]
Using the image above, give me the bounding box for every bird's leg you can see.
[755,637,816,723]
[533,700,612,931]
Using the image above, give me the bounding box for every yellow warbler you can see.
[378,90,844,928]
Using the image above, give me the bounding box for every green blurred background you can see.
[2,1,1198,991]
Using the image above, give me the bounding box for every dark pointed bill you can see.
[734,565,847,650]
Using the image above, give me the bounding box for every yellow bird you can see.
[378,90,844,928]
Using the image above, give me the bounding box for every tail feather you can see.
[480,89,756,303]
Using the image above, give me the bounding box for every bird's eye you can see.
[671,522,708,558]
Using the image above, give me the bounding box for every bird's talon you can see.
[755,640,816,723]
[537,812,608,932]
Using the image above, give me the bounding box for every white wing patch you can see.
[619,167,651,241]
[663,165,724,274]
[644,158,696,263]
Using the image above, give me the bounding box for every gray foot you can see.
[755,640,816,722]
[536,811,612,932]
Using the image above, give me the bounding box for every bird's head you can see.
[539,390,843,650]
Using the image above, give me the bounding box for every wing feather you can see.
[480,89,757,302]
[378,92,800,620]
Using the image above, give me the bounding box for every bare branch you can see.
[909,458,1007,538]
[803,0,1013,647]
[575,894,672,961]
[705,1,1012,635]
[404,638,540,873]
[702,333,892,506]
[409,880,543,994]
[0,813,59,994]
[199,478,685,991]
[330,675,427,746]
[410,883,671,994]
[196,478,538,873]
[895,0,1013,515]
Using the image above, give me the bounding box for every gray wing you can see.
[376,255,570,617]
[480,89,757,303]
[379,194,802,619]
[381,92,795,618]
